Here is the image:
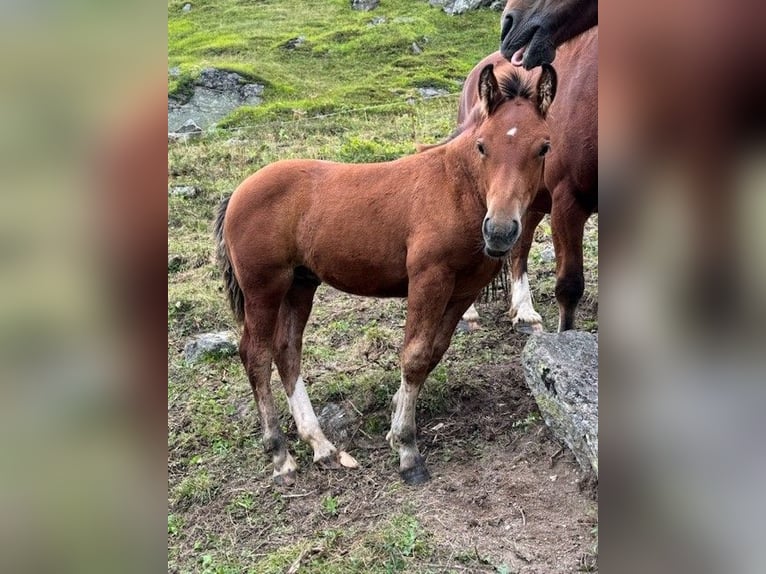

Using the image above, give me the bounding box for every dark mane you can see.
[498,72,534,101]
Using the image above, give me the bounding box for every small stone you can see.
[177,118,202,134]
[182,3,191,12]
[317,402,358,443]
[281,36,306,50]
[184,331,239,364]
[168,66,181,77]
[411,42,423,55]
[351,0,379,10]
[368,16,386,26]
[418,87,448,99]
[169,185,198,198]
[539,245,555,263]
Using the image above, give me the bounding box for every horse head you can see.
[470,62,556,258]
[500,0,597,69]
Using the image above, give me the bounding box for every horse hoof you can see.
[514,321,543,335]
[400,464,431,485]
[273,469,297,486]
[315,454,342,470]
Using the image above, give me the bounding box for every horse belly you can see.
[309,252,409,298]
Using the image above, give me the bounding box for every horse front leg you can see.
[509,208,546,333]
[387,268,453,484]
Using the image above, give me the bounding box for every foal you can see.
[215,64,556,485]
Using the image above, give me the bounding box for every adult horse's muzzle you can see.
[482,215,520,258]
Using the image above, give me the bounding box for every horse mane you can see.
[498,71,534,101]
[416,72,535,152]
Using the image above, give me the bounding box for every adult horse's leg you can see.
[551,188,590,331]
[273,278,340,469]
[509,208,546,333]
[388,268,453,484]
[240,276,298,485]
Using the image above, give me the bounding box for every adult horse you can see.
[500,0,597,69]
[215,64,556,485]
[461,28,596,332]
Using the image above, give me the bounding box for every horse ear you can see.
[478,63,500,115]
[536,63,557,117]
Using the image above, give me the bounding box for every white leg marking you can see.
[386,374,421,470]
[461,303,481,330]
[510,273,543,327]
[288,376,337,461]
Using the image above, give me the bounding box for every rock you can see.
[430,0,494,15]
[418,87,448,99]
[522,331,598,476]
[197,67,243,92]
[168,66,181,77]
[411,42,423,55]
[281,36,306,50]
[182,3,191,12]
[317,402,358,443]
[368,16,387,26]
[177,118,202,134]
[239,83,264,105]
[184,331,239,364]
[169,185,198,198]
[539,245,555,263]
[351,0,379,10]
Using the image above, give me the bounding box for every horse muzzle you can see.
[482,216,520,258]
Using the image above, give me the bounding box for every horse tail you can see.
[214,196,245,324]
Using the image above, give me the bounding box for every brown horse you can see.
[460,28,596,332]
[215,64,557,485]
[500,0,597,69]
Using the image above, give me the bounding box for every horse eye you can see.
[476,140,486,156]
[539,142,551,157]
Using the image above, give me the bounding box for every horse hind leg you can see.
[273,273,342,470]
[509,209,546,333]
[240,290,299,485]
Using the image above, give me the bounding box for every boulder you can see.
[522,331,598,476]
[184,331,239,364]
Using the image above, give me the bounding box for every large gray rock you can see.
[522,331,598,476]
[184,331,239,364]
[168,68,265,132]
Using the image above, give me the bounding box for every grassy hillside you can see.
[168,1,598,572]
[168,0,501,123]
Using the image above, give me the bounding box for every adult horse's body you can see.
[215,65,556,485]
[461,28,596,332]
[500,0,597,69]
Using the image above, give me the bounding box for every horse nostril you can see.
[500,12,515,41]
[510,219,520,238]
[483,216,492,236]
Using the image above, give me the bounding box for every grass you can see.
[168,1,598,571]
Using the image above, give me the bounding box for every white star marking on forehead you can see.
[507,127,518,137]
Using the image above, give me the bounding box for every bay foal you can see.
[215,64,556,485]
